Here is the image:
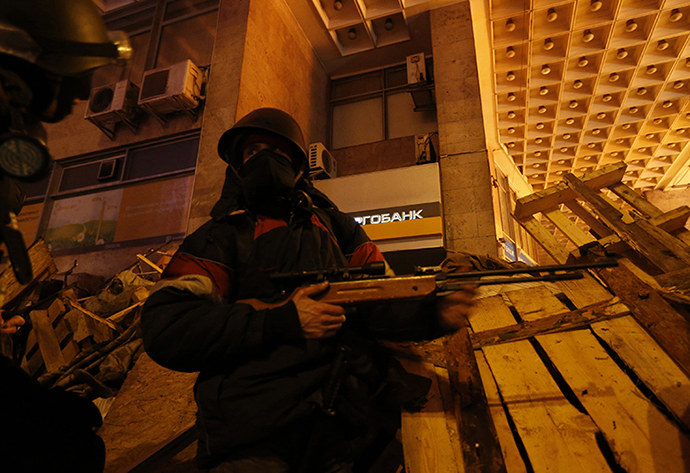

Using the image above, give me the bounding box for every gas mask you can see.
[239,149,299,217]
[0,69,50,182]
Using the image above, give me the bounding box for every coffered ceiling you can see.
[488,0,690,193]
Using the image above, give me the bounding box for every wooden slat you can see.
[565,172,690,273]
[649,206,690,233]
[507,286,690,472]
[475,352,527,473]
[514,162,627,220]
[518,216,570,264]
[0,239,57,307]
[399,359,463,473]
[29,310,65,373]
[607,182,663,218]
[543,209,596,247]
[445,328,506,472]
[470,295,611,472]
[591,316,690,427]
[470,298,628,348]
[593,263,690,378]
[563,200,613,238]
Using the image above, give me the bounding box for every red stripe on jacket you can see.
[161,253,233,299]
[349,241,385,267]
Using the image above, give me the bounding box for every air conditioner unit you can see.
[84,80,140,139]
[406,53,426,84]
[309,142,337,180]
[138,59,203,123]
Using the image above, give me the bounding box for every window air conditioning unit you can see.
[309,142,337,180]
[84,80,140,139]
[138,59,203,124]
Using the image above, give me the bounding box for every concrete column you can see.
[431,2,498,256]
[187,0,251,233]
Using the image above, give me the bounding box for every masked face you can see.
[239,148,298,217]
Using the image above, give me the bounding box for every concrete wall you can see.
[431,2,498,256]
[187,0,330,232]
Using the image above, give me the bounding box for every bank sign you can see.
[314,164,443,251]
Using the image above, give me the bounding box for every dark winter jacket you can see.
[141,170,443,463]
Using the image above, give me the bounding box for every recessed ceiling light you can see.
[629,106,639,114]
[646,65,658,75]
[507,127,516,134]
[536,122,545,129]
[677,128,686,134]
[539,87,549,95]
[602,94,612,102]
[506,19,516,31]
[558,159,565,164]
[583,29,594,42]
[622,123,631,129]
[565,117,575,125]
[560,147,569,152]
[587,143,596,148]
[538,105,547,113]
[563,133,571,139]
[597,112,606,119]
[653,118,663,124]
[590,0,602,12]
[657,40,669,51]
[625,19,637,32]
[541,64,551,74]
[663,100,673,108]
[544,38,554,50]
[506,46,516,58]
[507,142,516,148]
[592,128,601,135]
[645,133,655,139]
[612,152,620,156]
[609,72,620,82]
[533,163,541,168]
[535,137,543,144]
[637,87,647,95]
[507,71,516,81]
[616,138,625,144]
[668,143,677,147]
[507,111,516,118]
[674,81,685,89]
[616,48,628,59]
[347,28,357,40]
[638,147,646,152]
[384,18,394,31]
[333,1,343,11]
[578,56,589,67]
[569,100,579,108]
[534,151,542,157]
[507,92,516,101]
[573,80,584,89]
[670,9,683,22]
[547,8,558,22]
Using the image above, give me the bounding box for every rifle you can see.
[238,258,619,310]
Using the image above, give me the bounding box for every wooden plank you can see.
[29,310,65,373]
[514,162,627,220]
[0,239,57,307]
[65,299,121,333]
[432,366,470,473]
[107,302,143,324]
[593,262,690,377]
[444,328,506,472]
[563,200,613,238]
[591,316,690,427]
[470,295,611,472]
[543,209,596,247]
[649,206,690,233]
[62,339,80,364]
[607,182,663,218]
[64,309,91,343]
[654,266,690,290]
[47,298,66,324]
[507,287,690,472]
[565,172,690,273]
[399,359,463,473]
[518,216,570,264]
[555,273,613,308]
[475,352,528,473]
[471,298,629,348]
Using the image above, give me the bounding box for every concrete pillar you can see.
[187,0,251,233]
[431,2,498,256]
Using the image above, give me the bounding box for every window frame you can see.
[329,57,434,150]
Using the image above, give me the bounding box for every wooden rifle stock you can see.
[237,257,618,311]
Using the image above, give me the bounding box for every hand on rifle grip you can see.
[436,267,478,331]
[291,281,346,339]
[0,313,25,335]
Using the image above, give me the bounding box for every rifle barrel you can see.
[439,258,618,280]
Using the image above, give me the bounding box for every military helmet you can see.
[217,108,308,173]
[0,0,131,77]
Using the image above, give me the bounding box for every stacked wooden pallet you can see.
[397,163,690,472]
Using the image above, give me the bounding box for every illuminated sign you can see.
[351,202,440,225]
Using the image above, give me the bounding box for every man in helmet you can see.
[0,1,130,470]
[142,108,476,472]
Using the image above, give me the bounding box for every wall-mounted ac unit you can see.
[84,80,140,139]
[406,53,426,84]
[309,142,337,180]
[138,59,203,124]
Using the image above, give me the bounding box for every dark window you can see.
[125,138,199,180]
